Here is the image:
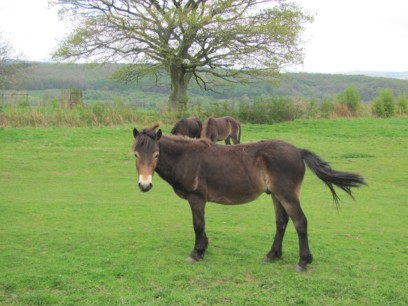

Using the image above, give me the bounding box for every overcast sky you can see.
[0,0,407,73]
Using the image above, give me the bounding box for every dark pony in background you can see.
[132,123,366,271]
[171,117,202,138]
[201,116,241,144]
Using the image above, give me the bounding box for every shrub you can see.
[319,99,335,118]
[238,96,299,124]
[337,85,361,115]
[91,102,106,124]
[372,88,395,117]
[204,100,238,119]
[396,93,408,115]
[332,102,352,118]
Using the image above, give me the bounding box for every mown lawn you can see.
[1,118,407,305]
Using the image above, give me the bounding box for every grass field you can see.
[1,118,407,305]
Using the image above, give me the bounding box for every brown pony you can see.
[201,116,241,144]
[132,124,366,271]
[171,117,202,138]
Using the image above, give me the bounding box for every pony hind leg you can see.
[274,192,313,271]
[230,134,239,144]
[265,194,289,261]
[231,127,241,144]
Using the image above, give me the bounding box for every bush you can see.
[238,96,299,124]
[372,88,395,117]
[205,100,238,119]
[319,99,335,118]
[337,85,361,115]
[396,93,408,115]
[333,102,352,118]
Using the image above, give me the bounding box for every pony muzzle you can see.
[138,174,153,192]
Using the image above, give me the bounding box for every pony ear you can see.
[155,129,162,140]
[133,128,139,138]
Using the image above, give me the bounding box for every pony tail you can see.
[301,149,367,208]
[197,119,203,135]
[201,117,210,138]
[238,123,241,143]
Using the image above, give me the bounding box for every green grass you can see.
[1,118,407,305]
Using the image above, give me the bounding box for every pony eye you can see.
[153,152,160,159]
[135,152,139,159]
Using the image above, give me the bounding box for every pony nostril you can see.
[139,182,153,192]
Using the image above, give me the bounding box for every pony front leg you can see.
[186,195,209,262]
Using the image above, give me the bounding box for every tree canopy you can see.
[0,32,28,89]
[0,32,20,89]
[51,0,313,110]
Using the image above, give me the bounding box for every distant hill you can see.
[6,62,408,103]
[345,71,408,80]
[274,72,408,101]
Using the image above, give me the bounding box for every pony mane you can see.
[142,122,161,138]
[132,132,156,152]
[132,122,161,152]
[163,134,213,147]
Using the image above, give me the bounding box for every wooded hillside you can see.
[6,62,408,102]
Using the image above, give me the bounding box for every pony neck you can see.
[154,135,189,183]
[159,135,190,155]
[155,135,210,178]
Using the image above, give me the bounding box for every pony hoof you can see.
[264,256,278,262]
[264,253,281,262]
[186,256,197,263]
[295,265,307,272]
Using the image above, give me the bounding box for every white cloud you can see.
[0,0,66,61]
[293,0,408,72]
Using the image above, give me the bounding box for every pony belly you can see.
[207,187,264,204]
[205,168,267,204]
[208,194,262,205]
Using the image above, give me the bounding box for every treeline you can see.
[7,62,408,102]
[1,86,407,127]
[1,62,407,127]
[203,87,408,123]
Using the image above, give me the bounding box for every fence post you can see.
[61,88,83,109]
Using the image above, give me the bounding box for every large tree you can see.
[51,0,313,110]
[0,32,20,89]
[0,32,29,91]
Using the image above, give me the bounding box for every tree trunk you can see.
[168,62,192,113]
